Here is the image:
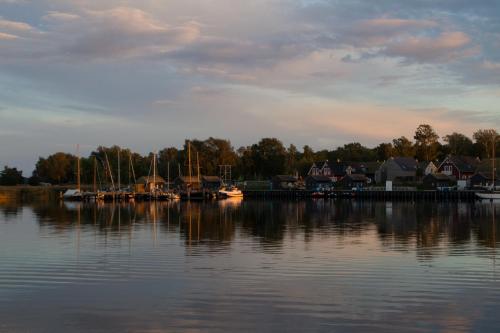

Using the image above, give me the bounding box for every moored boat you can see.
[219,186,243,198]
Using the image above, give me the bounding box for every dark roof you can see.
[175,176,201,183]
[201,176,221,183]
[418,161,435,169]
[273,175,298,182]
[136,176,166,184]
[348,161,382,174]
[306,175,332,182]
[475,158,500,174]
[328,161,348,175]
[393,157,418,171]
[443,155,480,173]
[344,174,368,181]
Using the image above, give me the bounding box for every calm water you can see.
[1,199,500,332]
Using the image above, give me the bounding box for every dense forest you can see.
[1,125,499,186]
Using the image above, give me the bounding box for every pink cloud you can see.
[385,31,472,63]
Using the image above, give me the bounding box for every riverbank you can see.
[0,186,70,203]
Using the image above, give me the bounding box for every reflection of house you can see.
[201,176,222,191]
[272,175,298,190]
[174,176,201,191]
[305,175,333,191]
[135,176,166,193]
[340,174,368,189]
[437,156,479,180]
[422,173,456,190]
[375,157,418,184]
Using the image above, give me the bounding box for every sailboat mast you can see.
[117,148,121,191]
[167,161,170,191]
[153,152,157,192]
[76,144,80,191]
[93,156,97,193]
[494,136,496,187]
[197,152,200,183]
[105,152,115,191]
[188,142,192,185]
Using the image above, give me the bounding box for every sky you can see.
[0,0,500,173]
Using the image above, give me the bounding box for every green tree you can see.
[473,129,499,158]
[392,136,415,157]
[375,142,394,160]
[414,124,439,161]
[0,166,23,185]
[35,152,76,184]
[251,138,287,178]
[442,132,474,156]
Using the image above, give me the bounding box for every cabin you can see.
[135,176,166,193]
[417,161,438,177]
[422,173,456,190]
[174,176,201,191]
[201,176,222,191]
[340,174,369,189]
[272,175,298,190]
[307,160,350,182]
[469,158,500,188]
[305,175,333,191]
[437,156,479,180]
[375,157,418,184]
[345,161,381,183]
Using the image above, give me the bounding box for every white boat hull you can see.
[476,192,500,200]
[219,189,244,198]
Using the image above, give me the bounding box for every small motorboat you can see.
[219,186,244,198]
[62,189,83,201]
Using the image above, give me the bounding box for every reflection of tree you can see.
[4,199,499,259]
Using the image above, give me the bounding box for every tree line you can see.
[1,125,499,186]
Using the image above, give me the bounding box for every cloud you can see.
[0,31,17,39]
[0,18,32,31]
[63,7,201,60]
[384,31,474,63]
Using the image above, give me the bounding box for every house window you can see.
[323,167,330,176]
[443,165,453,175]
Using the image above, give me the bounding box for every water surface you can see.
[1,199,499,332]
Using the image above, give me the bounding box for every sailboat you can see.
[63,144,83,200]
[476,136,500,200]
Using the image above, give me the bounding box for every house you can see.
[437,155,479,180]
[307,160,350,181]
[305,175,333,191]
[308,161,331,176]
[340,174,369,189]
[422,173,456,190]
[174,176,201,191]
[417,161,438,177]
[346,161,381,183]
[201,176,222,191]
[272,175,298,190]
[375,157,418,184]
[469,158,500,188]
[135,176,166,193]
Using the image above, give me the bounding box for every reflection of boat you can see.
[219,186,243,198]
[218,196,243,208]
